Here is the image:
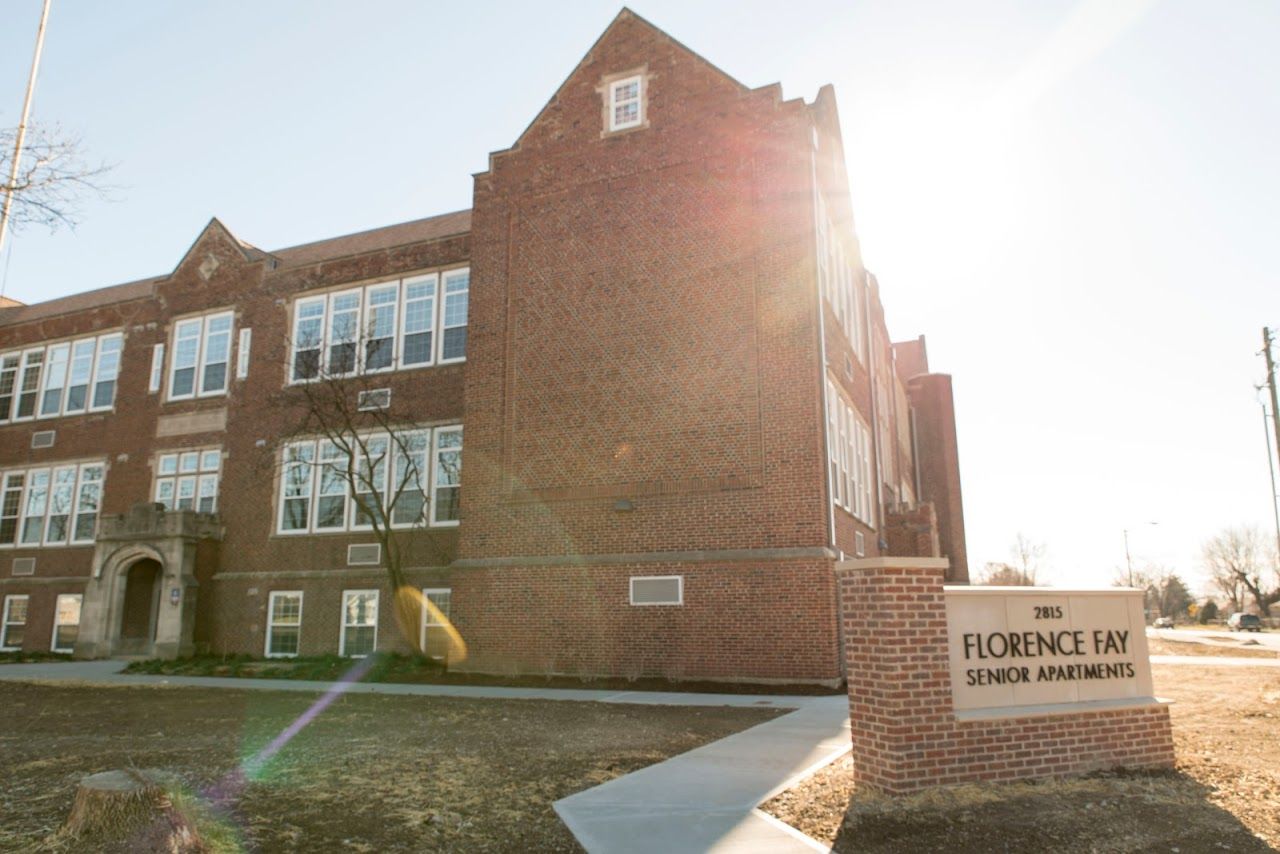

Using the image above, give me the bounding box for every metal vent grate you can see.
[11,557,35,576]
[31,430,56,449]
[357,389,391,412]
[629,576,683,606]
[347,543,382,566]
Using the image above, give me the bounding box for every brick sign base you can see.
[836,558,1175,794]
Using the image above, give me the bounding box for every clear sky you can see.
[2,1,1277,593]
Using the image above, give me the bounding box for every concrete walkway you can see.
[0,660,847,852]
[1150,654,1280,668]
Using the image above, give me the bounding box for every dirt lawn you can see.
[0,682,782,852]
[765,664,1280,852]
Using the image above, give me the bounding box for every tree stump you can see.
[54,769,206,852]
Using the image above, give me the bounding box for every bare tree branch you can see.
[1,123,115,234]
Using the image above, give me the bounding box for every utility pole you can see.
[0,0,54,264]
[1263,327,1280,557]
[1262,401,1280,559]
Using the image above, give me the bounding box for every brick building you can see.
[0,10,965,683]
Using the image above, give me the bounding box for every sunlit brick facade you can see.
[0,10,965,682]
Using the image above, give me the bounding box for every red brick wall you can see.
[452,558,842,682]
[837,560,1174,794]
[462,12,829,561]
[904,375,969,582]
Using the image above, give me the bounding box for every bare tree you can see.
[262,319,459,658]
[1,124,112,235]
[979,562,1036,586]
[1200,526,1280,617]
[1010,532,1047,585]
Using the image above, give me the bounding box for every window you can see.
[1,462,104,548]
[289,268,468,382]
[608,74,644,131]
[420,587,452,657]
[278,427,459,534]
[431,427,462,526]
[814,189,864,363]
[1,333,123,423]
[149,344,165,393]
[168,311,234,400]
[340,590,378,657]
[630,576,682,606]
[826,384,874,526]
[51,594,82,653]
[1,595,27,650]
[439,270,469,363]
[236,328,252,380]
[265,591,303,658]
[154,449,221,513]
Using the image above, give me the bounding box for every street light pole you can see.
[0,0,54,264]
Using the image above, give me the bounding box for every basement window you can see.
[629,575,682,606]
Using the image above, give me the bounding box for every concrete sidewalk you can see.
[0,660,848,852]
[0,660,823,708]
[555,696,848,853]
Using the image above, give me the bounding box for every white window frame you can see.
[149,343,165,393]
[0,461,105,549]
[629,575,683,606]
[236,328,252,380]
[1,594,28,651]
[419,587,452,654]
[153,449,221,513]
[0,333,123,423]
[276,427,457,536]
[437,269,469,365]
[167,310,234,401]
[287,267,468,384]
[339,589,379,658]
[608,74,644,131]
[50,593,82,653]
[430,426,462,528]
[264,591,303,658]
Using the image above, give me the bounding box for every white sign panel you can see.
[945,587,1154,712]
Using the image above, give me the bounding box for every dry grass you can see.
[0,682,782,852]
[1147,636,1280,659]
[764,664,1280,853]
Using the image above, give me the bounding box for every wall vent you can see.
[11,557,35,577]
[347,544,382,566]
[855,531,866,558]
[357,389,391,412]
[629,575,683,606]
[31,430,55,449]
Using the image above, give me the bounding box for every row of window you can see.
[154,449,222,513]
[278,426,462,534]
[0,463,104,549]
[265,588,452,658]
[0,333,123,424]
[0,593,81,652]
[826,380,874,525]
[815,193,865,363]
[289,269,469,382]
[0,266,470,424]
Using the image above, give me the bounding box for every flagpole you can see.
[0,0,54,278]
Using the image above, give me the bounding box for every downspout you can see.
[810,135,837,553]
[863,275,884,541]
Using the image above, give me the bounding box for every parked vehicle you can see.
[1227,613,1263,632]
[1153,617,1174,628]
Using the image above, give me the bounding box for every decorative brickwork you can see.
[837,559,1175,794]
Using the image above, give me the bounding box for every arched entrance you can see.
[118,558,162,650]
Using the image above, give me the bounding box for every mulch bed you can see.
[764,664,1280,852]
[0,681,783,852]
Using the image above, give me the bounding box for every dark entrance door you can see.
[120,559,162,644]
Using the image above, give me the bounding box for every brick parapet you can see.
[836,559,1175,794]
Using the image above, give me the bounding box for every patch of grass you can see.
[0,650,73,665]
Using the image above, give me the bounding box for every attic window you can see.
[609,75,643,132]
